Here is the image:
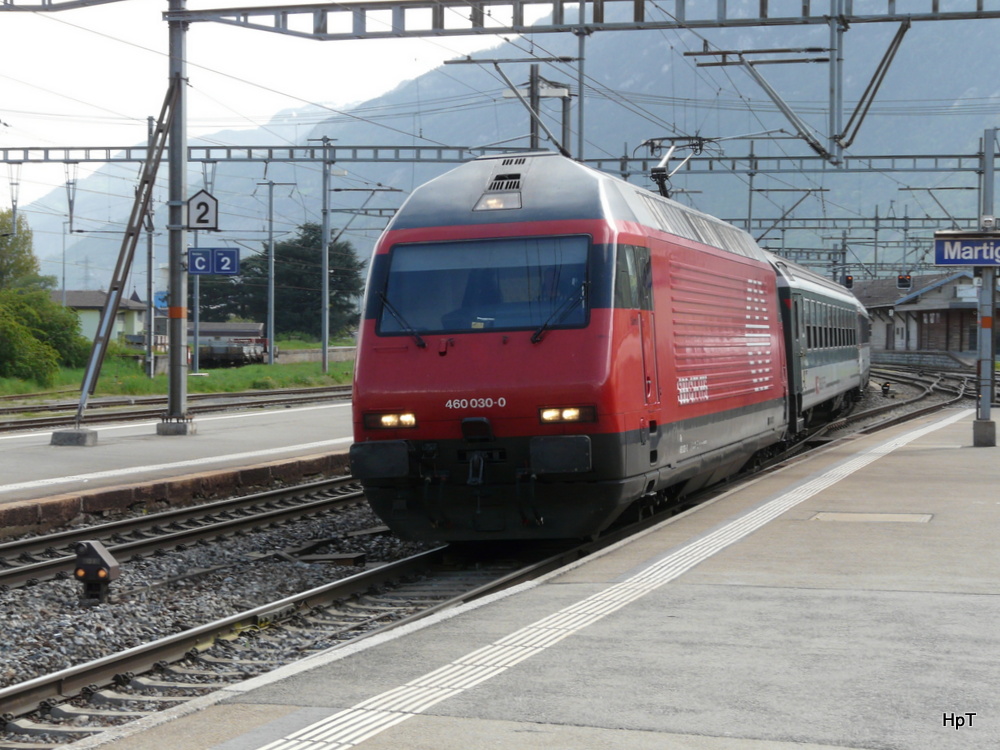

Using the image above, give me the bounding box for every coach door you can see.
[790,292,805,380]
[634,247,660,407]
[618,245,659,406]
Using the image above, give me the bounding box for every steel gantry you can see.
[1,144,996,180]
[163,0,1000,40]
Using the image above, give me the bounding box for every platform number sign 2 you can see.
[186,189,219,231]
[189,248,240,276]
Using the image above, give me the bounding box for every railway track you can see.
[0,385,353,433]
[827,367,977,434]
[0,477,366,591]
[0,537,604,748]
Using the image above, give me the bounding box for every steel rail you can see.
[0,478,362,590]
[0,385,352,433]
[0,536,605,721]
[0,384,352,418]
[0,546,447,719]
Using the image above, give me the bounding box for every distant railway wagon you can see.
[350,152,870,541]
[197,337,267,367]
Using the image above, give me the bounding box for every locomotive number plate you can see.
[445,397,507,409]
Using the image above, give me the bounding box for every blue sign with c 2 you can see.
[188,247,240,275]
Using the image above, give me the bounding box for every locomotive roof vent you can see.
[488,173,522,191]
[474,167,523,211]
[500,157,526,166]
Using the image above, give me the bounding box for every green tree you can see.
[0,213,89,385]
[195,223,366,339]
[0,211,50,290]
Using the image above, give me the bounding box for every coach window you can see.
[805,300,814,349]
[812,301,819,349]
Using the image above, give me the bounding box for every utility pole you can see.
[529,64,540,149]
[318,138,334,374]
[259,180,295,364]
[159,0,192,435]
[145,116,156,379]
[575,29,589,161]
[974,128,997,446]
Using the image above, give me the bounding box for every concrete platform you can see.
[0,403,354,537]
[67,406,999,750]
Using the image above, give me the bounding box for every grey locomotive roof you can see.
[388,152,605,230]
[387,151,769,263]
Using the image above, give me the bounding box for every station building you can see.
[850,271,997,368]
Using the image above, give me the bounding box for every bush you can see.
[0,289,89,369]
[0,307,60,386]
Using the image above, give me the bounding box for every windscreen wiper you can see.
[378,291,427,348]
[531,282,587,344]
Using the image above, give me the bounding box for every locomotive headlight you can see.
[539,406,596,423]
[474,191,521,211]
[364,412,418,429]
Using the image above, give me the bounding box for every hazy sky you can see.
[0,0,502,207]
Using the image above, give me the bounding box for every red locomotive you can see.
[350,152,869,541]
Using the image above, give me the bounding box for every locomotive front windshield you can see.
[378,236,589,336]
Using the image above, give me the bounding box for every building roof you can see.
[850,272,970,309]
[894,271,974,305]
[52,290,147,311]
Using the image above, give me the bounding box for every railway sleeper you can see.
[192,654,283,668]
[1,717,104,737]
[162,664,248,680]
[47,704,146,722]
[125,676,226,694]
[0,740,70,750]
[300,613,391,630]
[87,689,193,707]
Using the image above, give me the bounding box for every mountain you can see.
[26,16,1000,292]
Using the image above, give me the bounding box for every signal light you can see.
[73,540,120,604]
[897,274,912,290]
[844,275,854,289]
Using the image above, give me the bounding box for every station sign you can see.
[933,231,1000,266]
[188,247,240,275]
